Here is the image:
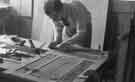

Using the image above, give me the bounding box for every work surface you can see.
[0,35,108,82]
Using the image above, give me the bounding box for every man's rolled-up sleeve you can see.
[62,19,88,45]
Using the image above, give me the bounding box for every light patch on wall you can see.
[0,2,9,8]
[9,0,32,16]
[80,0,109,49]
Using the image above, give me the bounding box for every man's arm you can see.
[59,12,92,48]
[48,20,64,49]
[53,21,64,43]
[62,21,88,45]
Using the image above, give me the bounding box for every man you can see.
[44,0,92,50]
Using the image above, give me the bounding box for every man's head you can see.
[44,0,63,21]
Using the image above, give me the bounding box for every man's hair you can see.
[44,0,63,15]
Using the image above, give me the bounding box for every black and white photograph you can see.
[0,0,134,82]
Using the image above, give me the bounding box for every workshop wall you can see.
[0,0,33,38]
[80,0,108,49]
[9,0,32,16]
[32,0,54,44]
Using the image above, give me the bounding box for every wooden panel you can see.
[113,0,131,13]
[115,12,131,82]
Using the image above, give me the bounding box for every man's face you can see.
[45,9,62,21]
[44,0,64,21]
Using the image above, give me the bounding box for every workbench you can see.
[0,35,108,82]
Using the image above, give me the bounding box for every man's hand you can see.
[34,48,48,54]
[48,41,60,49]
[56,42,73,51]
